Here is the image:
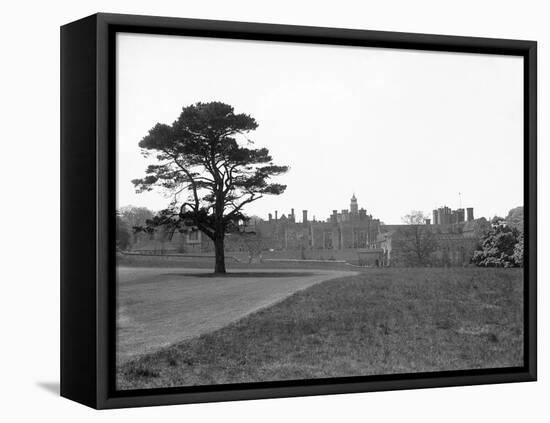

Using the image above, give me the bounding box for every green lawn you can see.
[117,267,523,390]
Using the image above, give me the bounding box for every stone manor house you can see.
[131,194,489,267]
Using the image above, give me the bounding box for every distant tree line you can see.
[116,205,155,251]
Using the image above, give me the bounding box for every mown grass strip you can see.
[117,267,523,390]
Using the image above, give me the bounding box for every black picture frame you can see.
[60,12,537,409]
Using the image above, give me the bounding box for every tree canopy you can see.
[132,102,289,273]
[116,214,132,251]
[393,210,438,266]
[505,206,524,232]
[472,223,521,267]
[401,210,429,225]
[472,206,524,268]
[118,205,154,230]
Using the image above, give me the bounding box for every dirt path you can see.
[117,267,357,363]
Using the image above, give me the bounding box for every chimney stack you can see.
[457,208,465,223]
[275,210,278,221]
[302,210,308,223]
[467,207,474,222]
[268,213,272,222]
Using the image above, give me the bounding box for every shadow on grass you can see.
[164,271,316,278]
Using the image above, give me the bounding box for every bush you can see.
[513,233,524,267]
[472,223,521,268]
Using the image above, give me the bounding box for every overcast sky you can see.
[116,33,523,224]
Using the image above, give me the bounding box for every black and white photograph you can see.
[114,32,526,390]
[4,0,548,419]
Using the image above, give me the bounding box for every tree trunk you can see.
[214,236,226,274]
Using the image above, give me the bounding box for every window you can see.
[324,232,333,249]
[187,230,200,243]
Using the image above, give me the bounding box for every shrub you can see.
[472,223,521,268]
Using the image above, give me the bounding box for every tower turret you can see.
[350,193,358,215]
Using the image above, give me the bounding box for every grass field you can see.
[117,267,523,390]
[116,266,356,362]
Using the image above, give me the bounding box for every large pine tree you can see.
[132,102,288,273]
